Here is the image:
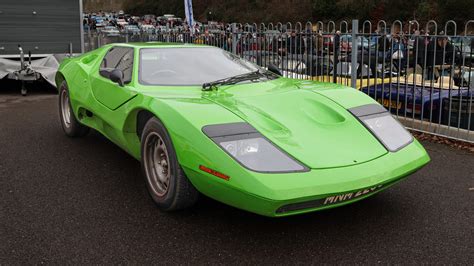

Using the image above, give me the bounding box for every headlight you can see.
[349,104,413,152]
[203,123,308,173]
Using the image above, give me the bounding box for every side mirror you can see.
[109,69,124,86]
[268,63,282,76]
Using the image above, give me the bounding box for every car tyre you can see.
[141,117,199,211]
[58,81,89,137]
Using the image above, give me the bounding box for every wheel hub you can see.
[144,132,170,196]
[60,89,71,128]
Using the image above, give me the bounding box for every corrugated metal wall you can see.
[0,0,83,55]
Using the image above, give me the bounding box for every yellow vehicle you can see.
[311,75,391,90]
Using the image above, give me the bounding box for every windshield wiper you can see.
[202,70,275,91]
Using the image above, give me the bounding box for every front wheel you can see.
[141,117,198,211]
[58,81,89,137]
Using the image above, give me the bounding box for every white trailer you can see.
[0,0,83,95]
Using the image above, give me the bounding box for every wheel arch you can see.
[55,71,67,88]
[122,108,161,141]
[136,109,155,139]
[121,98,246,175]
[120,100,269,201]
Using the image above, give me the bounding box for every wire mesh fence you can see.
[84,19,474,142]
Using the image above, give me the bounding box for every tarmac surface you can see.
[1,87,473,264]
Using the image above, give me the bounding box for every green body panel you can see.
[56,43,430,217]
[204,81,387,168]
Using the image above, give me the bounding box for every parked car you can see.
[339,34,370,52]
[451,36,473,66]
[123,25,140,35]
[140,24,156,34]
[360,74,473,129]
[156,26,169,33]
[56,43,429,217]
[116,16,128,27]
[322,34,334,52]
[101,26,120,36]
[94,16,106,28]
[142,14,156,24]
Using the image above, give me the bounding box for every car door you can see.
[91,46,137,110]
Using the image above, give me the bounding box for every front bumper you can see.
[184,140,430,217]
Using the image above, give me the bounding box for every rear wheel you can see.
[141,117,198,211]
[58,81,89,137]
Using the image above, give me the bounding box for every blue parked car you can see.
[94,17,106,28]
[361,75,473,130]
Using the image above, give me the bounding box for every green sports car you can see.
[56,43,430,217]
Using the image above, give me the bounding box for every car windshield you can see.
[139,47,263,86]
[451,37,472,46]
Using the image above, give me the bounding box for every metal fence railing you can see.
[84,20,474,142]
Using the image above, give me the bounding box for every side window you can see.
[100,47,134,84]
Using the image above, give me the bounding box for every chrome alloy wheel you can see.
[60,89,71,128]
[143,132,171,196]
